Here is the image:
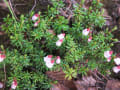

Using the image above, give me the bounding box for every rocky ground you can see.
[0,0,120,90]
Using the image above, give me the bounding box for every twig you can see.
[96,70,108,80]
[3,64,6,90]
[29,0,37,14]
[3,0,16,22]
[112,41,120,43]
[4,64,6,81]
[92,72,102,80]
[14,3,26,11]
[14,4,26,7]
[8,0,19,21]
[96,81,105,84]
[65,0,72,13]
[67,14,72,20]
[59,8,68,17]
[71,0,78,6]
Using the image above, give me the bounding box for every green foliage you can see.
[1,0,116,89]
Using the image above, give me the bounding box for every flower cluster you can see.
[113,66,120,74]
[0,51,6,62]
[32,15,66,47]
[104,51,113,62]
[56,33,65,46]
[44,55,61,68]
[10,79,17,90]
[32,14,40,27]
[2,0,114,89]
[32,14,64,68]
[104,51,120,73]
[113,57,120,73]
[82,28,92,42]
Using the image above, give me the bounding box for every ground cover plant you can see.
[0,0,119,89]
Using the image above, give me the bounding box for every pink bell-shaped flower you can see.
[56,56,61,64]
[104,51,113,58]
[82,28,90,36]
[107,57,111,62]
[11,80,17,89]
[32,14,39,21]
[44,55,52,63]
[113,66,120,73]
[45,59,54,68]
[34,21,39,27]
[88,36,92,42]
[114,57,120,65]
[0,54,5,62]
[56,39,64,47]
[57,33,65,39]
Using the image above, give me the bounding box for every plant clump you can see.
[0,0,119,89]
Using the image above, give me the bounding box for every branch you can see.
[3,64,6,90]
[8,0,19,20]
[29,0,37,13]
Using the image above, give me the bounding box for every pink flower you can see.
[34,21,39,27]
[107,57,111,62]
[57,33,65,39]
[11,80,17,89]
[32,14,39,21]
[0,54,5,62]
[45,59,54,68]
[104,51,113,58]
[56,56,61,64]
[51,59,55,64]
[88,36,92,42]
[56,39,64,46]
[0,82,3,88]
[48,55,53,58]
[44,55,54,68]
[82,28,90,36]
[44,55,52,63]
[114,57,120,65]
[113,66,120,73]
[45,63,54,68]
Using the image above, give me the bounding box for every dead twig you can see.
[67,14,73,20]
[112,41,120,43]
[4,64,6,81]
[14,3,26,7]
[95,70,108,81]
[59,8,68,17]
[65,0,72,13]
[92,72,102,81]
[3,64,6,90]
[29,0,37,14]
[59,0,74,20]
[96,81,105,84]
[8,0,19,20]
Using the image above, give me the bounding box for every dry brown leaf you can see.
[105,80,120,90]
[51,83,69,90]
[46,69,77,90]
